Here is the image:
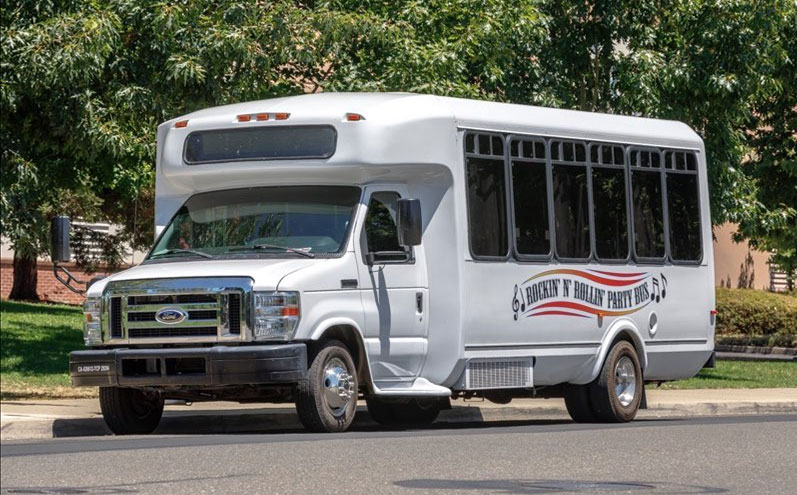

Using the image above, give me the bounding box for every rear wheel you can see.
[366,397,445,426]
[563,384,597,423]
[99,387,164,435]
[295,340,358,433]
[589,340,643,422]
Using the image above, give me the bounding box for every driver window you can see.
[364,192,409,262]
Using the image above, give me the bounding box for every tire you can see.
[99,387,164,435]
[564,384,597,423]
[295,340,358,433]
[588,340,644,423]
[366,397,444,426]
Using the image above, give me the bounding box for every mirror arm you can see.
[52,263,88,294]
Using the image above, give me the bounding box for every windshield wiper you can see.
[149,248,214,259]
[228,243,315,259]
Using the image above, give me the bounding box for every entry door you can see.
[357,186,429,382]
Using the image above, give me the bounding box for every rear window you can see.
[184,125,337,164]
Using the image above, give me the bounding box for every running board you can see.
[371,377,451,397]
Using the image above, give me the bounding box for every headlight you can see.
[253,291,299,340]
[83,297,102,345]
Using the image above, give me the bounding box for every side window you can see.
[364,192,408,262]
[665,150,701,261]
[590,143,629,260]
[510,137,551,256]
[551,140,590,259]
[630,148,665,259]
[465,132,509,257]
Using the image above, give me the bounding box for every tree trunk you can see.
[9,252,39,301]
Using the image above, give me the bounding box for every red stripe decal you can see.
[530,300,651,317]
[529,310,590,318]
[588,269,647,278]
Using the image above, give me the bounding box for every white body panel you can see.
[88,92,714,395]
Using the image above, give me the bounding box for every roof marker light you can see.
[346,113,365,121]
[174,120,189,128]
[256,113,269,121]
[274,113,290,121]
[237,114,251,122]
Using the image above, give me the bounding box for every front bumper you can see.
[70,344,307,387]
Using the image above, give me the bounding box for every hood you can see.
[87,258,325,296]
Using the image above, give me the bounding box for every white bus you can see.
[66,93,715,433]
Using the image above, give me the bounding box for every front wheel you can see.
[99,387,164,435]
[295,340,358,432]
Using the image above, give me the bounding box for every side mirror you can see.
[51,216,71,263]
[397,198,422,247]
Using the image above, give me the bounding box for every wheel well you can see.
[313,325,372,392]
[609,330,645,370]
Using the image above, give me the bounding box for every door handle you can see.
[416,292,423,314]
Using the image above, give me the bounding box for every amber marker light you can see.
[282,306,300,317]
[255,113,269,121]
[274,113,290,120]
[345,113,365,121]
[237,114,251,122]
[174,120,189,128]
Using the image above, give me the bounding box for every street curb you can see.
[2,400,796,441]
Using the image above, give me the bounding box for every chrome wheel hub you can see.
[322,358,355,417]
[614,356,637,407]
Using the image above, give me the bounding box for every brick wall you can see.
[0,259,118,306]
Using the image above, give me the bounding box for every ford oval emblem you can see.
[155,308,187,325]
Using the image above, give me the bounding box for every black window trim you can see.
[464,130,512,261]
[461,128,704,267]
[550,138,593,263]
[588,141,632,265]
[662,148,704,265]
[182,124,338,165]
[508,135,554,262]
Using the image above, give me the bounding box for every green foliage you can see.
[715,288,797,347]
[0,299,89,399]
[660,360,797,389]
[1,0,795,293]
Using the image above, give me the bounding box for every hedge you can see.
[715,288,797,347]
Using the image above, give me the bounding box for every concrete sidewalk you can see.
[2,388,796,441]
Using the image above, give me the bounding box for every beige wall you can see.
[713,222,771,290]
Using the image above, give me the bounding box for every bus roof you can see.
[171,92,703,150]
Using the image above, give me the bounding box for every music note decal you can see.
[651,278,661,303]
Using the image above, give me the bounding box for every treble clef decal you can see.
[512,284,522,320]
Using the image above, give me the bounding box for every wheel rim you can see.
[322,357,355,417]
[614,356,637,407]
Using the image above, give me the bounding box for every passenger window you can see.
[630,148,665,259]
[665,151,701,261]
[590,144,628,260]
[364,192,409,262]
[466,132,508,257]
[551,140,590,259]
[511,138,550,256]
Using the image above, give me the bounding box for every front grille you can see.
[103,278,250,342]
[228,293,241,334]
[110,297,123,338]
[127,294,216,305]
[128,327,218,338]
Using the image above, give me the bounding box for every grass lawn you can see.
[660,360,796,389]
[1,299,795,399]
[0,299,96,400]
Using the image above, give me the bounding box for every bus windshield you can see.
[148,186,361,260]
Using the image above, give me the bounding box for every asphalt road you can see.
[2,414,795,494]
